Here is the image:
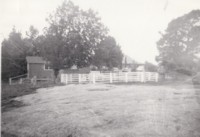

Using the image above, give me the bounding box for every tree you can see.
[25,25,40,56]
[42,1,108,78]
[93,36,123,69]
[156,10,200,75]
[1,28,33,81]
[144,61,157,72]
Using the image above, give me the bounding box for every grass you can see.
[2,84,37,112]
[1,82,65,112]
[2,84,37,100]
[2,82,200,137]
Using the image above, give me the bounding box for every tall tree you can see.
[93,36,123,69]
[42,0,108,77]
[156,10,200,75]
[25,25,40,56]
[1,28,32,81]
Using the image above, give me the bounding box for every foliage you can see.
[1,1,123,81]
[1,28,34,81]
[144,61,157,72]
[156,10,200,75]
[25,25,41,56]
[41,1,108,77]
[93,36,123,69]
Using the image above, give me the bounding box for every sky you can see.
[0,0,200,64]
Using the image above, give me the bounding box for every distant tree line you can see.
[1,1,123,81]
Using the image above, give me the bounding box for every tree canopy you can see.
[1,28,35,81]
[1,1,124,81]
[156,10,200,75]
[41,0,108,77]
[93,36,123,69]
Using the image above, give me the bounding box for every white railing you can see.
[9,74,28,85]
[61,72,159,84]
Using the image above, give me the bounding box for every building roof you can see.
[26,56,46,64]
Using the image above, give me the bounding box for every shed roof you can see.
[26,56,46,64]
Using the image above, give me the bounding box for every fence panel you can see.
[96,73,110,83]
[112,72,126,83]
[60,72,159,84]
[80,74,90,83]
[128,72,142,82]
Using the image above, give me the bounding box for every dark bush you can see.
[175,68,193,76]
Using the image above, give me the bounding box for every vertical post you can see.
[92,73,96,84]
[110,73,113,83]
[65,74,68,84]
[19,78,23,84]
[70,74,72,83]
[78,74,81,84]
[61,74,64,83]
[89,73,92,83]
[140,72,143,82]
[141,72,145,83]
[27,63,29,78]
[125,73,128,83]
[9,78,12,85]
[148,72,151,81]
[143,72,146,83]
[155,73,158,82]
[61,74,67,84]
[31,76,37,85]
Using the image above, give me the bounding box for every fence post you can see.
[61,74,67,84]
[125,73,128,83]
[19,78,23,84]
[9,78,12,85]
[141,72,145,83]
[78,74,81,84]
[70,74,72,83]
[110,73,113,83]
[65,74,68,84]
[60,74,65,83]
[155,73,159,82]
[61,74,63,83]
[148,72,151,81]
[31,76,37,85]
[92,73,96,84]
[140,72,143,82]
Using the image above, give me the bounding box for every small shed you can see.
[26,56,54,80]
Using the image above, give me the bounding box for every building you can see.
[26,56,54,80]
[122,55,135,68]
[122,55,145,71]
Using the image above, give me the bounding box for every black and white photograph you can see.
[1,0,200,136]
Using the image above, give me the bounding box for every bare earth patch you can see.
[2,83,200,137]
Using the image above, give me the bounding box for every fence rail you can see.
[9,74,28,85]
[61,72,159,84]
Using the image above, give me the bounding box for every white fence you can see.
[61,72,159,84]
[9,74,28,85]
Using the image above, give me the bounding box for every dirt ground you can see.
[2,82,200,137]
